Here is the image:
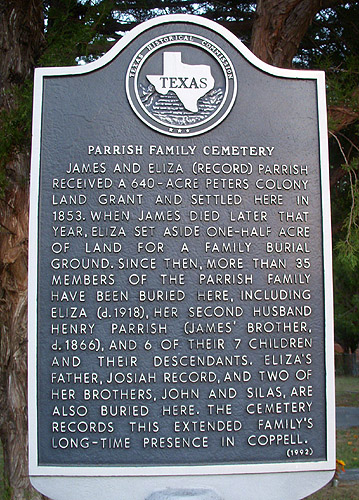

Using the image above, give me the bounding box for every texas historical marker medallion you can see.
[28,14,335,500]
[126,34,237,136]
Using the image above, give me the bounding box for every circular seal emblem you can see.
[126,33,237,137]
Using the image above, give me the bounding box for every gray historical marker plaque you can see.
[29,14,335,500]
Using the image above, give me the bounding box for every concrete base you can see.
[31,470,335,500]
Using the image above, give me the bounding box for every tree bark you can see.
[250,0,359,136]
[251,0,344,68]
[0,1,44,499]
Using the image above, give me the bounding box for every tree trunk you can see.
[250,0,358,152]
[0,186,32,500]
[0,1,44,499]
[251,0,339,68]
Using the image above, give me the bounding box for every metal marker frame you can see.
[28,13,335,499]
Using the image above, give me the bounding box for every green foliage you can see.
[40,0,115,66]
[0,80,33,193]
[0,0,117,192]
[326,56,359,108]
[329,139,359,352]
[333,250,359,352]
[302,5,359,350]
[334,159,359,266]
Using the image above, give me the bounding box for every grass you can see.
[336,427,359,469]
[305,482,359,499]
[335,376,359,407]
